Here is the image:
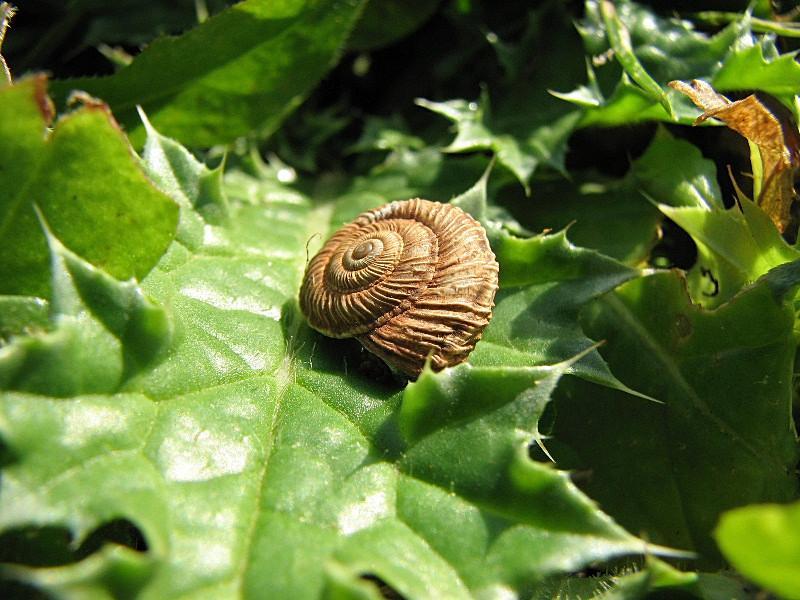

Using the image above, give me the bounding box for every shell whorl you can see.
[299,198,499,377]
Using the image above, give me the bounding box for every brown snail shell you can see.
[299,198,499,377]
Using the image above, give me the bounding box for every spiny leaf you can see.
[552,267,799,564]
[415,92,579,192]
[633,129,800,306]
[693,10,800,38]
[449,168,652,399]
[712,41,800,101]
[0,77,178,299]
[0,218,171,396]
[1,124,676,598]
[538,557,709,600]
[139,108,228,251]
[598,0,672,118]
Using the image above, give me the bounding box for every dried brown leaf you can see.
[669,79,800,233]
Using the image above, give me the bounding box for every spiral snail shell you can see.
[299,198,499,377]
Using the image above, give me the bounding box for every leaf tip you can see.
[137,105,156,134]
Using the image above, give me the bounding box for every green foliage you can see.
[632,129,800,306]
[716,500,800,599]
[417,2,586,190]
[51,0,368,147]
[566,0,800,125]
[554,267,798,563]
[0,77,178,298]
[2,1,800,598]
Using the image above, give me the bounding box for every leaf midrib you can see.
[234,198,333,593]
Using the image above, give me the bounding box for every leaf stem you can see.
[690,11,800,37]
[600,0,673,119]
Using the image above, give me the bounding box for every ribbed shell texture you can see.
[299,199,499,377]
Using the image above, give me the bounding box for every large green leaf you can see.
[51,0,367,147]
[0,77,178,299]
[0,124,675,599]
[3,1,230,76]
[551,266,799,564]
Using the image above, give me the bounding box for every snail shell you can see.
[299,198,499,377]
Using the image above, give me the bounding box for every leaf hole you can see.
[0,435,18,468]
[360,573,406,600]
[75,518,149,559]
[0,579,53,600]
[568,565,612,578]
[528,442,552,463]
[0,526,75,567]
[0,519,147,567]
[649,217,697,270]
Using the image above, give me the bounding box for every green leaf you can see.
[581,0,745,82]
[586,557,696,600]
[0,296,49,344]
[417,93,582,192]
[509,177,662,265]
[0,216,171,396]
[448,168,651,398]
[316,146,491,228]
[5,1,231,78]
[0,77,178,299]
[8,3,800,597]
[3,546,155,600]
[1,125,675,598]
[716,500,800,600]
[139,108,228,251]
[537,559,752,600]
[349,115,426,155]
[712,41,800,99]
[552,267,799,564]
[51,0,368,147]
[694,10,800,38]
[633,129,800,306]
[475,231,645,392]
[632,128,723,211]
[394,362,682,591]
